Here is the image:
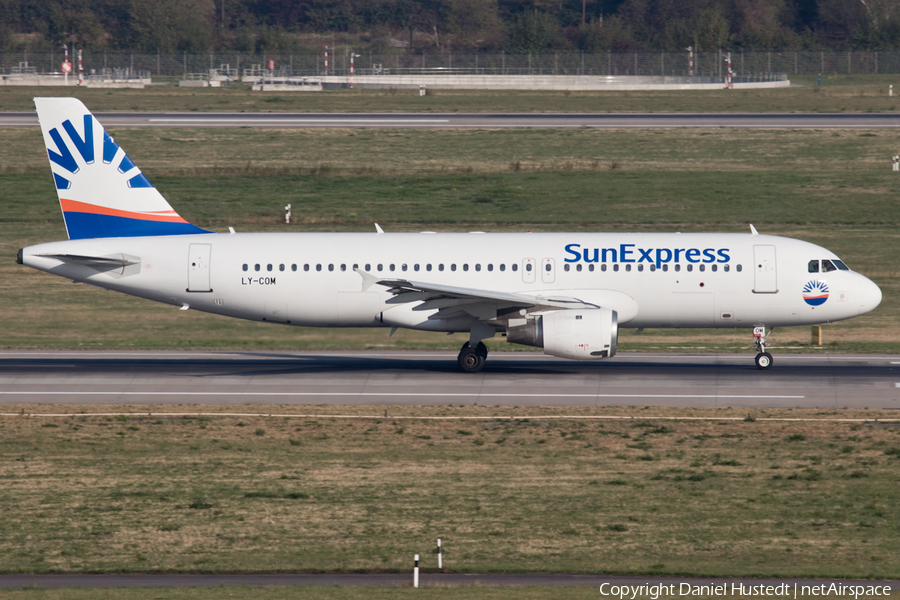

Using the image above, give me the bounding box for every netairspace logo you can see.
[597,582,891,600]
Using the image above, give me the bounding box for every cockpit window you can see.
[808,260,819,273]
[821,259,838,272]
[833,259,850,271]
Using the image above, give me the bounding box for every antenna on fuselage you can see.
[749,224,759,235]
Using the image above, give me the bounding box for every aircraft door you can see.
[522,258,536,283]
[541,258,555,283]
[187,243,212,292]
[753,245,778,293]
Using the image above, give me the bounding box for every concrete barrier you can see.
[310,74,789,91]
[0,74,146,88]
[253,83,323,91]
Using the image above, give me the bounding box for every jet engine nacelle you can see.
[506,308,618,360]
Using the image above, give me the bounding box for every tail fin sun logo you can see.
[802,280,829,306]
[47,115,151,191]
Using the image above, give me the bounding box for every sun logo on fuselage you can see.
[802,280,829,306]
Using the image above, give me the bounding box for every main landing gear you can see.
[753,326,773,370]
[458,341,489,373]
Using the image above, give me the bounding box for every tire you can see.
[476,341,488,358]
[755,352,773,370]
[458,347,485,373]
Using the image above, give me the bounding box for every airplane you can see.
[17,98,883,372]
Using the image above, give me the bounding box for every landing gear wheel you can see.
[755,352,773,370]
[458,345,486,373]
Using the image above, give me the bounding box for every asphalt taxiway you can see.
[2,112,900,128]
[0,351,898,409]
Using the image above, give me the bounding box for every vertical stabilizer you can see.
[34,97,209,239]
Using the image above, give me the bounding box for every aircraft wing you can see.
[368,274,598,318]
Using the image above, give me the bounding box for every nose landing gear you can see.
[753,326,773,370]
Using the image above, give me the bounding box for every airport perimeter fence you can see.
[7,50,900,79]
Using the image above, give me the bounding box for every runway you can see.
[0,351,898,409]
[2,112,900,128]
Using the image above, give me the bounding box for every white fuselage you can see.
[21,231,882,333]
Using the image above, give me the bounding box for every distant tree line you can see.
[0,0,898,54]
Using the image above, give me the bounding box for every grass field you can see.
[2,126,898,352]
[1,405,898,578]
[1,73,900,114]
[10,587,899,600]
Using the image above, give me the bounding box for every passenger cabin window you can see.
[736,265,742,272]
[488,264,493,272]
[304,264,310,271]
[451,264,457,272]
[613,264,619,272]
[512,264,518,272]
[292,264,297,272]
[463,264,469,272]
[341,264,346,271]
[686,264,692,272]
[402,264,407,272]
[650,264,656,272]
[267,264,273,272]
[601,264,606,272]
[589,264,594,272]
[255,264,261,272]
[365,264,371,271]
[564,264,570,272]
[475,264,481,272]
[242,264,248,272]
[426,264,432,271]
[808,260,819,273]
[724,265,729,272]
[316,264,322,272]
[279,264,285,272]
[822,260,837,272]
[439,264,444,271]
[499,264,505,272]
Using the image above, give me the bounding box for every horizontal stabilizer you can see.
[39,253,139,266]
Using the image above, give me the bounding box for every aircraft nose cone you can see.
[858,276,882,316]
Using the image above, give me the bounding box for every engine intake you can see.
[506,308,618,360]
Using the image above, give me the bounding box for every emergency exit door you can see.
[753,245,777,293]
[187,243,212,292]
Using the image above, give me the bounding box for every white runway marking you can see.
[148,118,450,123]
[0,391,804,399]
[0,412,891,423]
